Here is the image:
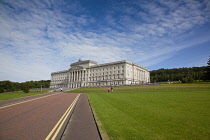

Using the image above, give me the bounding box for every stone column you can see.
[74,71,76,82]
[72,71,74,82]
[84,70,87,87]
[70,72,72,83]
[76,71,78,81]
[75,71,77,82]
[83,70,85,81]
[79,70,82,82]
[71,72,73,82]
[77,71,79,82]
[68,71,70,88]
[79,70,81,87]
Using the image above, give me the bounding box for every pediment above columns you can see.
[70,66,86,71]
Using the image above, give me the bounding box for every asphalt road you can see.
[0,93,79,140]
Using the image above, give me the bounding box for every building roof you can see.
[70,60,98,67]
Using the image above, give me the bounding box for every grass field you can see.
[0,89,50,101]
[68,84,210,140]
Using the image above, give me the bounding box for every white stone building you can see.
[50,59,150,89]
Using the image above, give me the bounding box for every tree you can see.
[204,56,210,80]
[150,66,206,83]
[0,87,4,93]
[0,80,50,92]
[1,81,13,92]
[22,83,30,93]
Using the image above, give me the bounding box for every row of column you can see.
[69,70,86,83]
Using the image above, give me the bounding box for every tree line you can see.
[0,80,50,93]
[150,66,209,83]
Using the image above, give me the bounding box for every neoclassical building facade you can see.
[50,59,150,89]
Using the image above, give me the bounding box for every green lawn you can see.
[68,84,210,140]
[0,89,50,101]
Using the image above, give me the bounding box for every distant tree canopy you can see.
[204,56,210,80]
[150,66,208,83]
[0,80,50,92]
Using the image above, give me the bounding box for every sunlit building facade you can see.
[50,59,150,88]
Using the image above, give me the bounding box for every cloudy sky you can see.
[0,0,210,82]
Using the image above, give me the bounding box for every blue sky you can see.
[0,0,210,82]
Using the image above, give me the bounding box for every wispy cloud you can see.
[0,0,210,82]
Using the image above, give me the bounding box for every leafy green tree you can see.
[150,66,206,83]
[204,56,210,80]
[1,81,13,92]
[182,77,188,83]
[0,87,4,93]
[22,83,30,93]
[188,76,194,83]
